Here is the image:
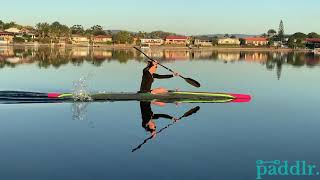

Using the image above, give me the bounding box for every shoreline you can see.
[0,43,312,52]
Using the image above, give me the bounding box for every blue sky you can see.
[1,0,319,35]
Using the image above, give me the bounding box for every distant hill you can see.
[104,30,256,38]
[104,30,137,35]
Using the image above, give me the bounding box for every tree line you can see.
[0,20,177,44]
[1,20,319,47]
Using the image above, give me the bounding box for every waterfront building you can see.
[165,35,190,45]
[0,31,14,44]
[140,38,164,46]
[93,35,112,43]
[194,37,213,46]
[243,37,268,46]
[218,38,241,45]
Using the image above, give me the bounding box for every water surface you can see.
[0,47,320,180]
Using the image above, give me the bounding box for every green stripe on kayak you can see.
[173,91,234,99]
[58,93,73,98]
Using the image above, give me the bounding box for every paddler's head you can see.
[144,120,156,137]
[146,61,158,74]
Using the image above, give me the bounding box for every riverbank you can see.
[0,43,312,52]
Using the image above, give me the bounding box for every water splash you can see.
[72,102,89,121]
[71,102,95,128]
[72,73,93,101]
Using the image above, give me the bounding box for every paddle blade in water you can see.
[184,78,201,88]
[181,106,200,118]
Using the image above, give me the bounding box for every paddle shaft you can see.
[134,47,186,78]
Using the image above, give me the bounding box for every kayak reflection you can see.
[132,101,200,152]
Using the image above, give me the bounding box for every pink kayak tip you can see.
[47,93,61,98]
[229,94,252,103]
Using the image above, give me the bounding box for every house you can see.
[4,27,21,34]
[243,37,268,46]
[218,38,240,45]
[305,38,320,49]
[194,37,213,46]
[165,35,190,45]
[0,31,14,44]
[20,28,36,39]
[140,38,164,46]
[93,35,112,43]
[71,35,90,45]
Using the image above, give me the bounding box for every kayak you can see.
[0,91,251,104]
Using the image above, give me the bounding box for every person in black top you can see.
[140,101,178,138]
[139,61,179,94]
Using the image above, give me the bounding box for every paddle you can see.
[134,47,201,88]
[132,106,200,152]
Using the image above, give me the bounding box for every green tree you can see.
[307,32,320,38]
[88,25,106,36]
[112,31,133,44]
[239,38,246,46]
[71,25,85,35]
[36,22,51,41]
[49,21,70,42]
[0,20,4,30]
[287,32,307,48]
[267,29,277,36]
[278,20,284,41]
[3,21,17,29]
[212,38,218,45]
[148,31,175,39]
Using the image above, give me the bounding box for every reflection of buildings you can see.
[71,48,90,57]
[244,52,268,63]
[192,51,215,59]
[217,52,240,61]
[163,50,190,60]
[142,50,164,59]
[92,50,112,60]
[0,47,15,58]
[1,47,320,71]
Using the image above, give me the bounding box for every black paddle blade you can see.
[184,77,201,88]
[181,106,200,118]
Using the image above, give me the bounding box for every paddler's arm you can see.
[153,114,173,120]
[153,72,179,79]
[153,73,173,79]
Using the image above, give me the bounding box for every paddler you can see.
[139,60,179,94]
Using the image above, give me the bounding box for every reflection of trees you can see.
[0,47,319,71]
[112,50,135,63]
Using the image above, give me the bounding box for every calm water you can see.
[1,47,320,180]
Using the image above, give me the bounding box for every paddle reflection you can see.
[132,101,200,152]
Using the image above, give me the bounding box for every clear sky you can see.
[1,0,319,35]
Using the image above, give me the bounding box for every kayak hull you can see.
[0,91,251,104]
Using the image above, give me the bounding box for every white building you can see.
[140,39,164,46]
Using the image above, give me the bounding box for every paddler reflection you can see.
[133,101,200,152]
[140,101,178,138]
